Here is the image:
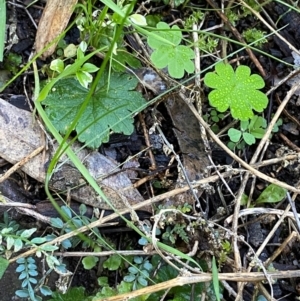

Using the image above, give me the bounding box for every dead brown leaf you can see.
[34,0,78,60]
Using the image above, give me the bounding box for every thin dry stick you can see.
[0,195,51,224]
[95,270,300,301]
[257,282,274,301]
[251,154,299,169]
[54,250,158,257]
[266,68,300,96]
[205,0,266,77]
[233,82,300,300]
[179,91,300,193]
[253,204,291,259]
[138,113,157,170]
[264,231,298,268]
[9,170,239,263]
[0,145,44,183]
[225,207,300,225]
[278,132,300,152]
[178,87,300,299]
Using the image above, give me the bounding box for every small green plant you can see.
[3,52,22,74]
[203,109,225,133]
[42,69,146,148]
[162,0,186,7]
[123,256,153,289]
[227,116,282,150]
[241,184,287,206]
[147,21,195,78]
[206,109,225,123]
[226,10,240,26]
[15,257,52,301]
[75,3,142,72]
[184,10,205,29]
[94,277,133,299]
[241,0,262,16]
[162,223,189,244]
[204,63,268,120]
[219,240,232,265]
[242,28,267,48]
[50,41,99,89]
[198,35,219,53]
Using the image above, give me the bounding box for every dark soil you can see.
[1,1,300,301]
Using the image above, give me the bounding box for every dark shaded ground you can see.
[1,1,300,301]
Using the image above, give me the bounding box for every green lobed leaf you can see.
[147,22,194,78]
[204,63,268,120]
[250,128,266,139]
[256,184,287,204]
[43,73,146,148]
[148,22,181,49]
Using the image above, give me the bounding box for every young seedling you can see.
[227,116,282,150]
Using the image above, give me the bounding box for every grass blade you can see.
[0,0,6,62]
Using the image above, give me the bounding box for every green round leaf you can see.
[129,14,147,26]
[64,44,77,58]
[50,217,64,229]
[228,128,241,142]
[82,256,99,270]
[14,238,23,252]
[242,132,255,145]
[50,59,64,73]
[39,285,52,296]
